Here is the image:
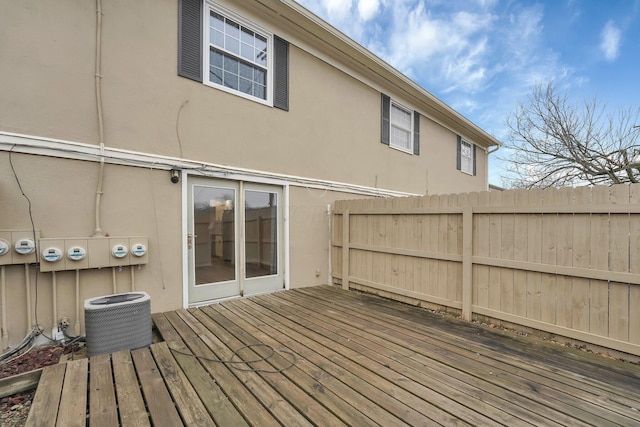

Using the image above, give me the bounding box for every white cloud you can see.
[380,4,496,93]
[600,20,621,61]
[357,0,380,21]
[293,0,581,146]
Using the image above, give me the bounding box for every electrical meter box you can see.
[42,247,63,263]
[65,239,89,270]
[129,237,149,265]
[0,239,9,257]
[109,239,130,267]
[15,238,36,255]
[67,246,87,261]
[0,230,41,265]
[38,239,65,272]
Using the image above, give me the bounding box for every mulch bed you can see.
[0,344,80,427]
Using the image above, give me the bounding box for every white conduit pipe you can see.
[52,271,57,332]
[92,0,105,238]
[112,267,117,294]
[130,265,135,291]
[1,266,8,349]
[24,264,32,335]
[74,270,80,336]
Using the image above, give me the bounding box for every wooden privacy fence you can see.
[331,184,640,356]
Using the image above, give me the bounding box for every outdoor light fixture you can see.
[170,169,181,184]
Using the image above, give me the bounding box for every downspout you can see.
[93,0,105,237]
[486,144,501,191]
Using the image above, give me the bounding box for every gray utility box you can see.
[84,291,151,357]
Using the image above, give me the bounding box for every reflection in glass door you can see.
[244,190,278,278]
[194,186,236,285]
[188,179,240,303]
[243,184,283,296]
[188,177,284,305]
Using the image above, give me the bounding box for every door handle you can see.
[188,233,197,249]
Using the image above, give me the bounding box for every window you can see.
[390,102,412,151]
[178,0,289,110]
[207,10,269,102]
[381,94,420,155]
[457,136,476,175]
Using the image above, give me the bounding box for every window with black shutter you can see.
[178,0,289,110]
[380,93,420,155]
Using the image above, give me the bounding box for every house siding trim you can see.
[0,131,418,198]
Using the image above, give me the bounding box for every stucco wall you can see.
[0,153,183,341]
[0,150,371,343]
[0,0,488,195]
[0,0,493,345]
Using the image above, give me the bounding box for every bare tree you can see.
[502,82,640,188]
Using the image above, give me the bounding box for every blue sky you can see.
[293,0,640,186]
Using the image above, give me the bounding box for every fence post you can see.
[342,209,350,290]
[462,206,473,320]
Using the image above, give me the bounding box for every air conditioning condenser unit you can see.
[84,291,152,357]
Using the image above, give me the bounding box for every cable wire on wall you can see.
[8,145,55,344]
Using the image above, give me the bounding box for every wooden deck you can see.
[25,285,640,426]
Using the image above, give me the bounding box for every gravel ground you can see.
[0,344,79,426]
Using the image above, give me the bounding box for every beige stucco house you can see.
[0,0,500,346]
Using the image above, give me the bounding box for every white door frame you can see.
[181,171,289,308]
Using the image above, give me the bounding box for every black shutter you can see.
[413,111,420,155]
[472,144,477,176]
[273,35,289,111]
[178,0,203,82]
[456,135,462,170]
[381,94,390,145]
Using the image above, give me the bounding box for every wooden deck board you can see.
[25,363,65,427]
[150,342,215,426]
[111,350,150,427]
[26,285,640,426]
[131,347,184,426]
[89,353,118,427]
[295,286,638,426]
[56,358,88,427]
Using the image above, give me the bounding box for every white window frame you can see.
[460,139,475,175]
[204,3,274,106]
[389,100,414,154]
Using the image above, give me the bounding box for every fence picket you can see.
[572,187,591,332]
[555,188,574,328]
[488,191,502,312]
[609,185,631,342]
[630,184,640,344]
[476,192,491,309]
[590,186,609,337]
[513,190,529,317]
[540,188,558,324]
[526,190,543,321]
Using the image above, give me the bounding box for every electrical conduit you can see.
[93,0,105,237]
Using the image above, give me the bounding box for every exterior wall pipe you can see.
[1,266,7,349]
[52,271,57,333]
[74,270,80,336]
[131,265,135,291]
[92,0,106,237]
[327,203,332,286]
[25,264,32,335]
[112,267,117,294]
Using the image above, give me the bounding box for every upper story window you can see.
[178,0,289,110]
[457,136,477,176]
[381,94,420,155]
[207,9,270,103]
[390,102,412,152]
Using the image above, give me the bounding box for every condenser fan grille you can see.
[84,292,151,357]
